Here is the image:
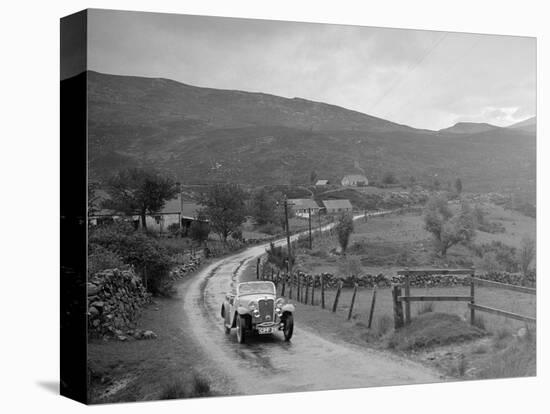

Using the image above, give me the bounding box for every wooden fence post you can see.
[321,274,326,309]
[404,273,411,325]
[392,285,404,329]
[311,275,316,305]
[367,286,377,329]
[470,273,476,325]
[347,283,358,320]
[256,258,260,280]
[289,274,293,300]
[332,280,343,313]
[305,276,310,305]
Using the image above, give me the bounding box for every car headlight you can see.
[248,301,258,311]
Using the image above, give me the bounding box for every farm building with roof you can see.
[287,199,321,216]
[89,192,205,235]
[322,199,353,214]
[341,174,368,187]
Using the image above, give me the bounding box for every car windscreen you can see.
[238,282,275,295]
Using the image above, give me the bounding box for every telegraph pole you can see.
[308,208,312,249]
[318,208,322,238]
[284,198,292,274]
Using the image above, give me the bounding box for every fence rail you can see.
[399,295,472,302]
[472,277,536,295]
[260,264,536,331]
[394,268,536,327]
[468,303,536,324]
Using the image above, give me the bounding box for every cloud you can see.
[87,10,536,130]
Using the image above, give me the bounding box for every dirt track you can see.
[182,216,443,395]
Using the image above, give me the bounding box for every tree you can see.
[198,183,246,242]
[265,242,295,270]
[518,236,535,283]
[189,213,210,245]
[251,188,277,225]
[336,213,354,255]
[455,178,463,194]
[102,168,179,229]
[310,170,318,184]
[424,196,475,256]
[382,171,398,185]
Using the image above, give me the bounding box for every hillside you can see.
[83,71,535,197]
[438,122,500,135]
[508,116,536,133]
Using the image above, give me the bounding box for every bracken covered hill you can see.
[82,71,535,197]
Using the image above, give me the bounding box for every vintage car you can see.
[221,281,295,343]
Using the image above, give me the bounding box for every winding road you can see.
[182,212,442,395]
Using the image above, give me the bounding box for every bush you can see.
[256,222,279,235]
[336,213,354,254]
[382,171,398,185]
[189,220,210,244]
[89,224,172,295]
[167,223,181,237]
[295,234,311,249]
[266,242,295,270]
[88,243,125,275]
[473,241,518,273]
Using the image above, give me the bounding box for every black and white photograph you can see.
[32,1,547,409]
[61,8,538,404]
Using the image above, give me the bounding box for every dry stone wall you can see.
[87,268,151,338]
[263,265,535,290]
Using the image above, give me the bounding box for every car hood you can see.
[238,293,276,303]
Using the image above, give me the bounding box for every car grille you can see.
[257,298,274,323]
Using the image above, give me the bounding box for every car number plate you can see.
[258,327,273,334]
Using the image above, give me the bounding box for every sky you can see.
[87,9,536,131]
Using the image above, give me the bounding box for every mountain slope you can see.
[84,71,535,196]
[508,116,536,133]
[438,122,500,135]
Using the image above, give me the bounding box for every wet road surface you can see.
[182,214,442,395]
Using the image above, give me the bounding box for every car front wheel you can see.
[222,306,231,334]
[283,313,294,341]
[236,315,246,344]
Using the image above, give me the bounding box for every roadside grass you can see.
[87,288,230,403]
[417,302,435,315]
[160,373,214,400]
[471,314,486,331]
[310,285,535,335]
[476,329,536,379]
[386,313,486,351]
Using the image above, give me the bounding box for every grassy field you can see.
[282,283,535,380]
[291,284,536,334]
[474,203,536,248]
[293,202,535,276]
